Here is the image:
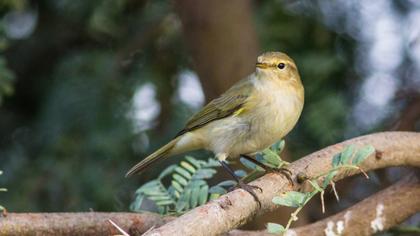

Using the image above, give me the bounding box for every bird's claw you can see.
[230,180,262,207]
[266,167,294,186]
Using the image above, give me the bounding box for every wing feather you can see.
[176,77,253,137]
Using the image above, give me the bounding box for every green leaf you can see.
[216,180,236,187]
[172,174,188,186]
[240,157,257,170]
[180,161,196,173]
[175,166,192,179]
[322,170,338,188]
[267,223,285,234]
[148,195,173,201]
[158,165,177,179]
[185,156,202,168]
[209,185,227,195]
[136,180,161,194]
[141,188,165,196]
[271,140,285,153]
[308,180,323,192]
[175,200,187,212]
[340,145,355,165]
[130,195,144,211]
[176,187,192,212]
[278,140,286,152]
[234,169,247,178]
[198,185,209,205]
[190,183,201,208]
[272,191,307,207]
[255,153,264,162]
[352,145,375,165]
[209,193,220,200]
[262,149,281,167]
[173,189,180,199]
[332,153,341,167]
[205,158,221,167]
[171,180,183,193]
[155,199,175,206]
[194,168,217,179]
[192,179,207,187]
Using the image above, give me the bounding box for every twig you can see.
[108,219,130,236]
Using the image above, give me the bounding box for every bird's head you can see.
[255,52,301,84]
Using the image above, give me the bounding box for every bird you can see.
[126,51,304,204]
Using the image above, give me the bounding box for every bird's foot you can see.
[240,155,294,185]
[265,166,294,186]
[231,180,262,207]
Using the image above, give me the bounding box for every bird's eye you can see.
[277,63,285,69]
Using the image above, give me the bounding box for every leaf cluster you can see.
[130,156,235,215]
[239,140,288,182]
[267,145,375,234]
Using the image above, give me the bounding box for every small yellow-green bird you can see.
[126,52,304,201]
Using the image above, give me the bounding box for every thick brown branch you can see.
[1,132,419,235]
[228,172,420,236]
[144,132,420,236]
[0,212,172,236]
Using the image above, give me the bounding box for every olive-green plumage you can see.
[126,52,304,177]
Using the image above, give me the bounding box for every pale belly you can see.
[195,96,303,159]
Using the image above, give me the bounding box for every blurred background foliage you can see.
[0,0,419,231]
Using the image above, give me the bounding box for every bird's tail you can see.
[125,137,180,177]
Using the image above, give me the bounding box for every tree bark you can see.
[228,172,420,235]
[0,212,173,236]
[174,0,259,100]
[143,132,420,235]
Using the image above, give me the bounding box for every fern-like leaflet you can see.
[131,156,235,214]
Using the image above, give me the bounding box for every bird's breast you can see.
[244,83,304,151]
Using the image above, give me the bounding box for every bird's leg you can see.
[241,154,294,185]
[219,160,262,207]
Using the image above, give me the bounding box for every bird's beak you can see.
[256,63,270,69]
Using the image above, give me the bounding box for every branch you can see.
[144,132,420,235]
[2,172,418,236]
[0,212,173,236]
[1,132,419,235]
[228,172,420,235]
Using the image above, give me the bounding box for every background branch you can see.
[0,212,173,236]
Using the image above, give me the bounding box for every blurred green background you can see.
[0,0,419,230]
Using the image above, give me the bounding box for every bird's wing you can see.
[176,77,254,137]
